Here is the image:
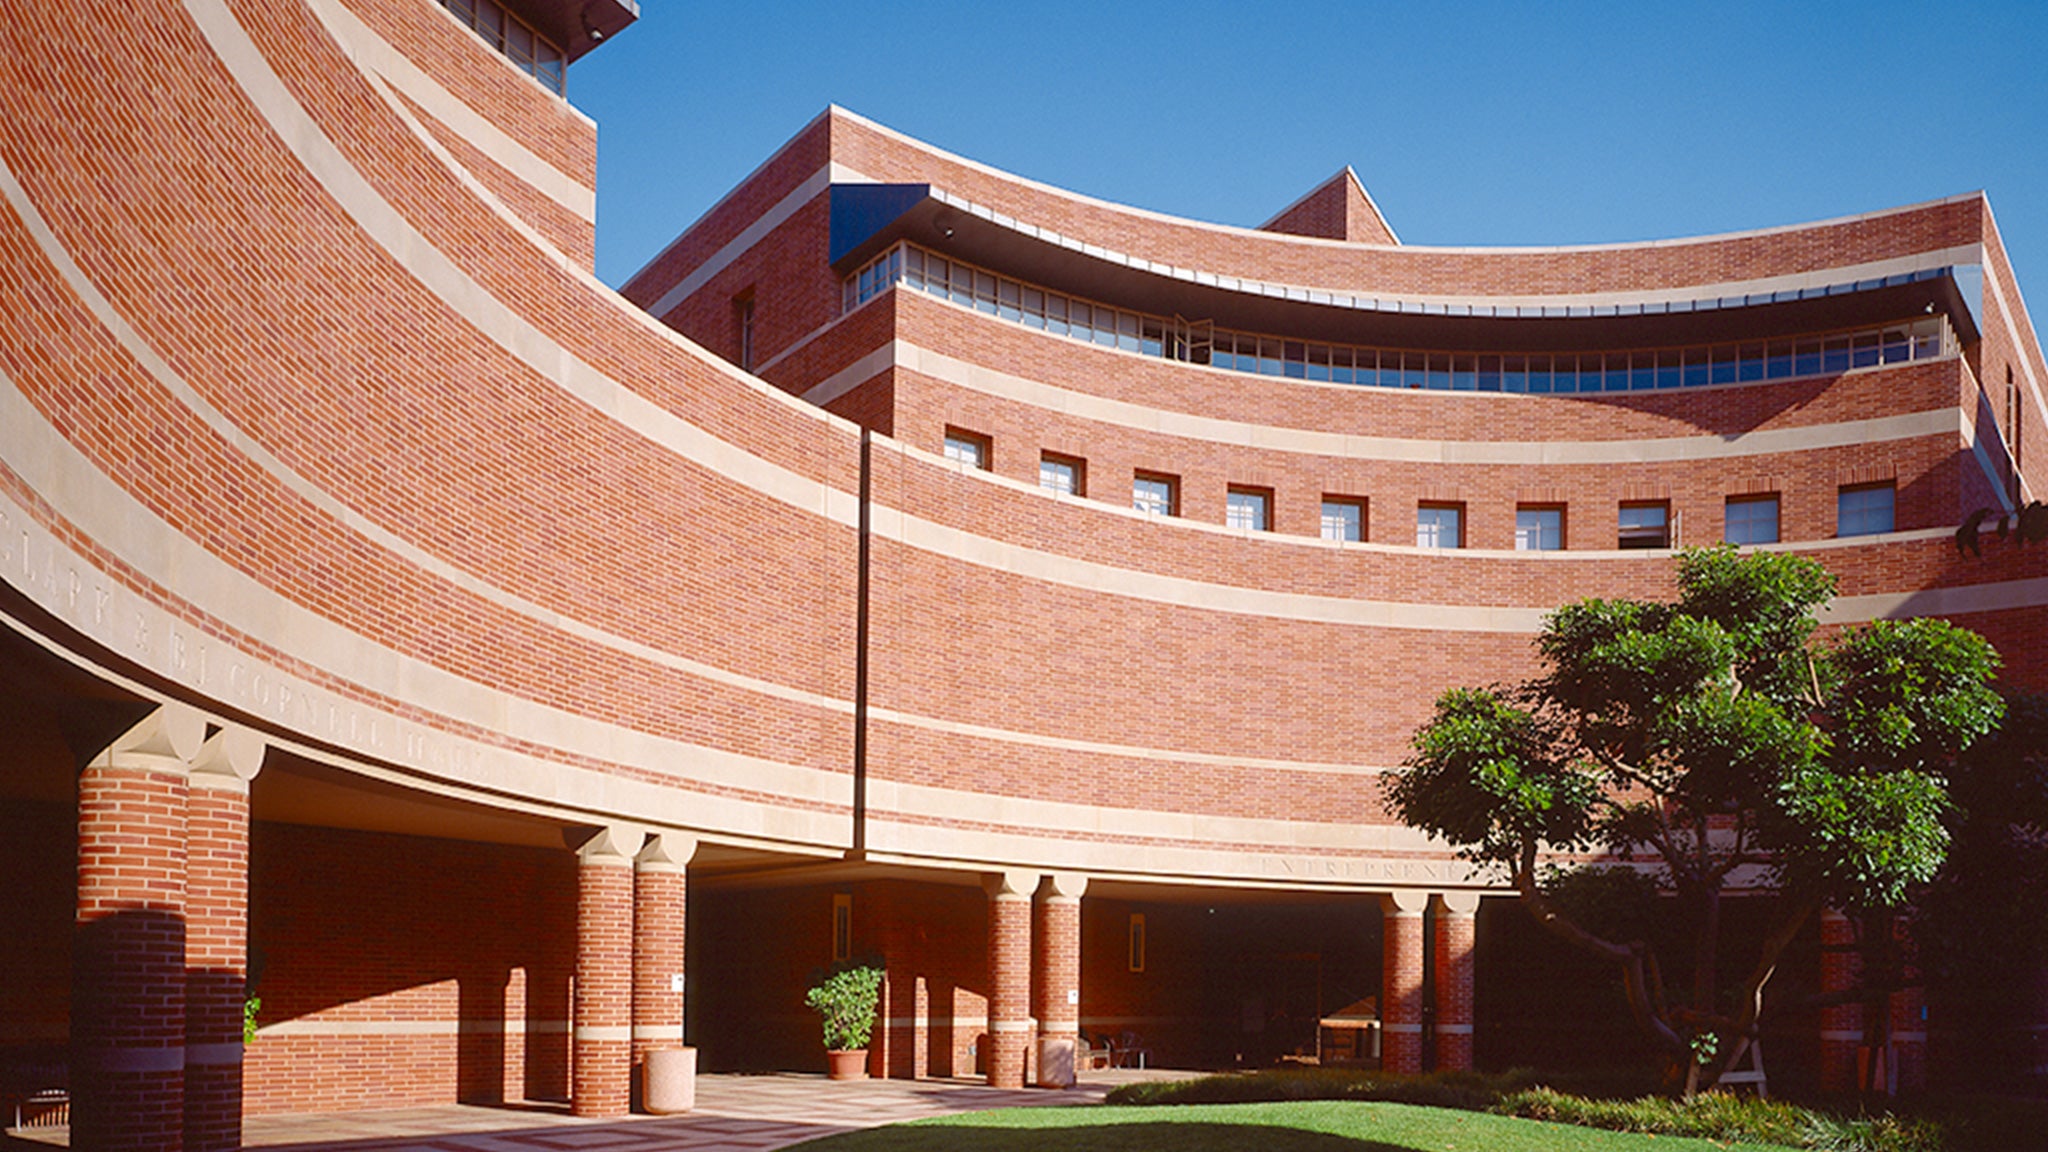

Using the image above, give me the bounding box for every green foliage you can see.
[1386,546,2004,1088]
[804,962,883,1052]
[243,995,261,1045]
[1496,1088,1943,1152]
[1385,688,1596,869]
[1105,1069,1943,1152]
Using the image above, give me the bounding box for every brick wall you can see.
[242,823,575,1115]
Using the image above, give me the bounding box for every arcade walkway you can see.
[5,1069,1187,1152]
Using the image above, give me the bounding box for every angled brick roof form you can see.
[1260,167,1400,245]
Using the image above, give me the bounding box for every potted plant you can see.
[804,961,883,1080]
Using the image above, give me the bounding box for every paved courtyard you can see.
[5,1069,1191,1152]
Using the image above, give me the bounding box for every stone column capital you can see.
[571,823,642,865]
[97,701,207,774]
[634,832,698,873]
[190,726,266,792]
[983,868,1037,900]
[1381,889,1430,916]
[1038,872,1088,902]
[1435,890,1482,916]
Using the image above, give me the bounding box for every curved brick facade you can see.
[2,0,2045,1131]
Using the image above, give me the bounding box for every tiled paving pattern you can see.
[3,1070,1192,1152]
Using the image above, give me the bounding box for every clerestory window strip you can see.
[844,242,1957,395]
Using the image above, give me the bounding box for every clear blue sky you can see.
[573,1,2048,320]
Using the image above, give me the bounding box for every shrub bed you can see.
[1107,1069,1950,1152]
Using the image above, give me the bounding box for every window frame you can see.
[1416,502,1464,549]
[1226,485,1273,532]
[1039,452,1085,497]
[1515,504,1566,551]
[1724,494,1781,546]
[1320,497,1366,543]
[1837,482,1896,537]
[941,427,991,471]
[1133,471,1179,517]
[1617,501,1672,550]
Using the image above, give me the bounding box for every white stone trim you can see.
[573,1026,632,1042]
[305,0,595,221]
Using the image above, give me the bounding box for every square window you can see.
[942,428,990,470]
[1724,495,1780,545]
[1226,487,1271,531]
[1618,501,1670,549]
[1515,506,1564,551]
[1040,453,1084,497]
[1838,483,1895,537]
[1417,503,1463,549]
[1133,472,1178,517]
[1321,498,1365,542]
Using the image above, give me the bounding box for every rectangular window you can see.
[1226,486,1271,531]
[1417,503,1463,549]
[1838,483,1895,537]
[1321,498,1365,542]
[1724,494,1780,545]
[1515,506,1564,551]
[942,428,990,470]
[1039,453,1084,496]
[1128,913,1147,973]
[1618,502,1671,549]
[734,293,756,372]
[832,894,852,963]
[1133,472,1178,517]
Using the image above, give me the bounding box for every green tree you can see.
[1385,548,2003,1095]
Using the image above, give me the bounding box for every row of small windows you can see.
[941,430,1897,546]
[848,242,1955,394]
[437,0,567,93]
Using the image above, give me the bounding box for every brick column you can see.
[572,826,637,1117]
[1380,890,1428,1074]
[1432,892,1479,1072]
[184,728,264,1152]
[984,870,1035,1088]
[1033,874,1087,1087]
[631,833,692,1107]
[1819,908,1861,1092]
[73,704,204,1152]
[1889,914,1925,1093]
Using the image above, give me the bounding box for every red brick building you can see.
[1,0,2044,1146]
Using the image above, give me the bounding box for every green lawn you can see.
[787,1100,1801,1151]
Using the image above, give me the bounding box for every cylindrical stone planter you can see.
[643,1047,696,1114]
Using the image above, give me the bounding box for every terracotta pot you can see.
[826,1048,869,1081]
